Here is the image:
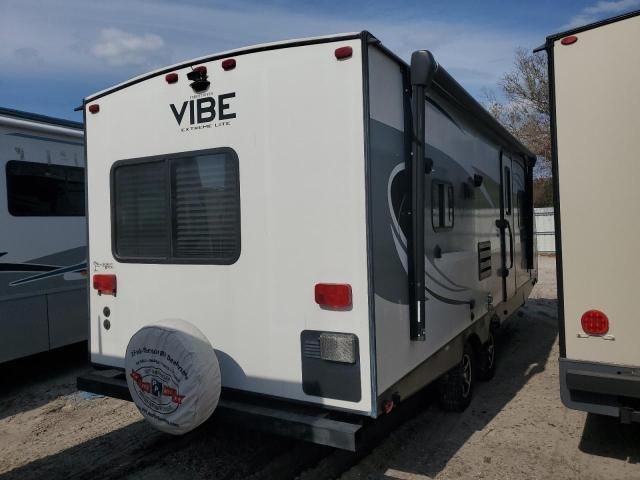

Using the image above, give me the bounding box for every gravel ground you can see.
[1,255,639,479]
[335,255,640,480]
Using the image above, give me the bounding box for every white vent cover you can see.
[125,319,221,435]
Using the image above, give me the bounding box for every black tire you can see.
[438,342,474,412]
[477,331,496,381]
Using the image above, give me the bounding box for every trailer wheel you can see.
[477,331,496,381]
[437,342,474,412]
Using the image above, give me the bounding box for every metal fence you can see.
[535,207,555,253]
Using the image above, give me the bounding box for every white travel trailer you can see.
[79,32,537,449]
[0,108,87,362]
[537,11,640,423]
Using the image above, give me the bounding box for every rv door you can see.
[511,157,530,289]
[498,151,516,301]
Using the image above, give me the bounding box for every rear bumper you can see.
[560,358,640,422]
[78,367,367,450]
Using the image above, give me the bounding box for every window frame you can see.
[110,147,241,265]
[431,179,455,232]
[6,160,86,217]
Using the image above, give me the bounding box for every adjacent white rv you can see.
[538,11,640,423]
[0,108,87,362]
[79,32,537,449]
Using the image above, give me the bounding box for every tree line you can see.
[485,48,553,208]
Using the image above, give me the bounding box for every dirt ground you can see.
[1,255,640,480]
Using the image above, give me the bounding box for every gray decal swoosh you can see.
[391,224,470,295]
[388,162,471,293]
[9,261,87,286]
[425,285,474,306]
[427,258,471,292]
[0,263,59,273]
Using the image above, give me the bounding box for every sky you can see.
[1,0,639,122]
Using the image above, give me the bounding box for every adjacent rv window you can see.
[6,160,85,216]
[431,181,454,231]
[112,148,240,264]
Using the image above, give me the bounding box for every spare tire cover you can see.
[125,319,221,435]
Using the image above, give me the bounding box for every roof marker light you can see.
[561,35,578,45]
[88,104,100,114]
[581,309,609,336]
[192,65,207,74]
[335,46,353,60]
[222,58,236,70]
[165,72,179,83]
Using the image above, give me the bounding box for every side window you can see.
[431,181,454,231]
[504,166,512,215]
[6,160,85,216]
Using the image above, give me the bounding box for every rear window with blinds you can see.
[112,148,240,264]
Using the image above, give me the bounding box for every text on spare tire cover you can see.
[129,346,190,414]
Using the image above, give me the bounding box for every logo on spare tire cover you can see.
[130,366,185,414]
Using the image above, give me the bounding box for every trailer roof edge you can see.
[543,8,640,48]
[369,44,535,162]
[82,30,534,162]
[84,32,365,103]
[532,43,546,53]
[0,107,83,130]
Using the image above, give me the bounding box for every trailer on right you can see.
[537,10,640,423]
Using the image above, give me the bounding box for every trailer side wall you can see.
[554,15,640,366]
[0,120,87,362]
[368,46,536,397]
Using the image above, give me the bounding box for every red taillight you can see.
[335,46,353,60]
[581,309,609,335]
[88,104,100,114]
[561,35,578,45]
[93,274,117,296]
[222,58,236,70]
[315,283,352,309]
[165,72,179,83]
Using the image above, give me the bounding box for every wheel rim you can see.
[486,334,495,369]
[462,353,472,397]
